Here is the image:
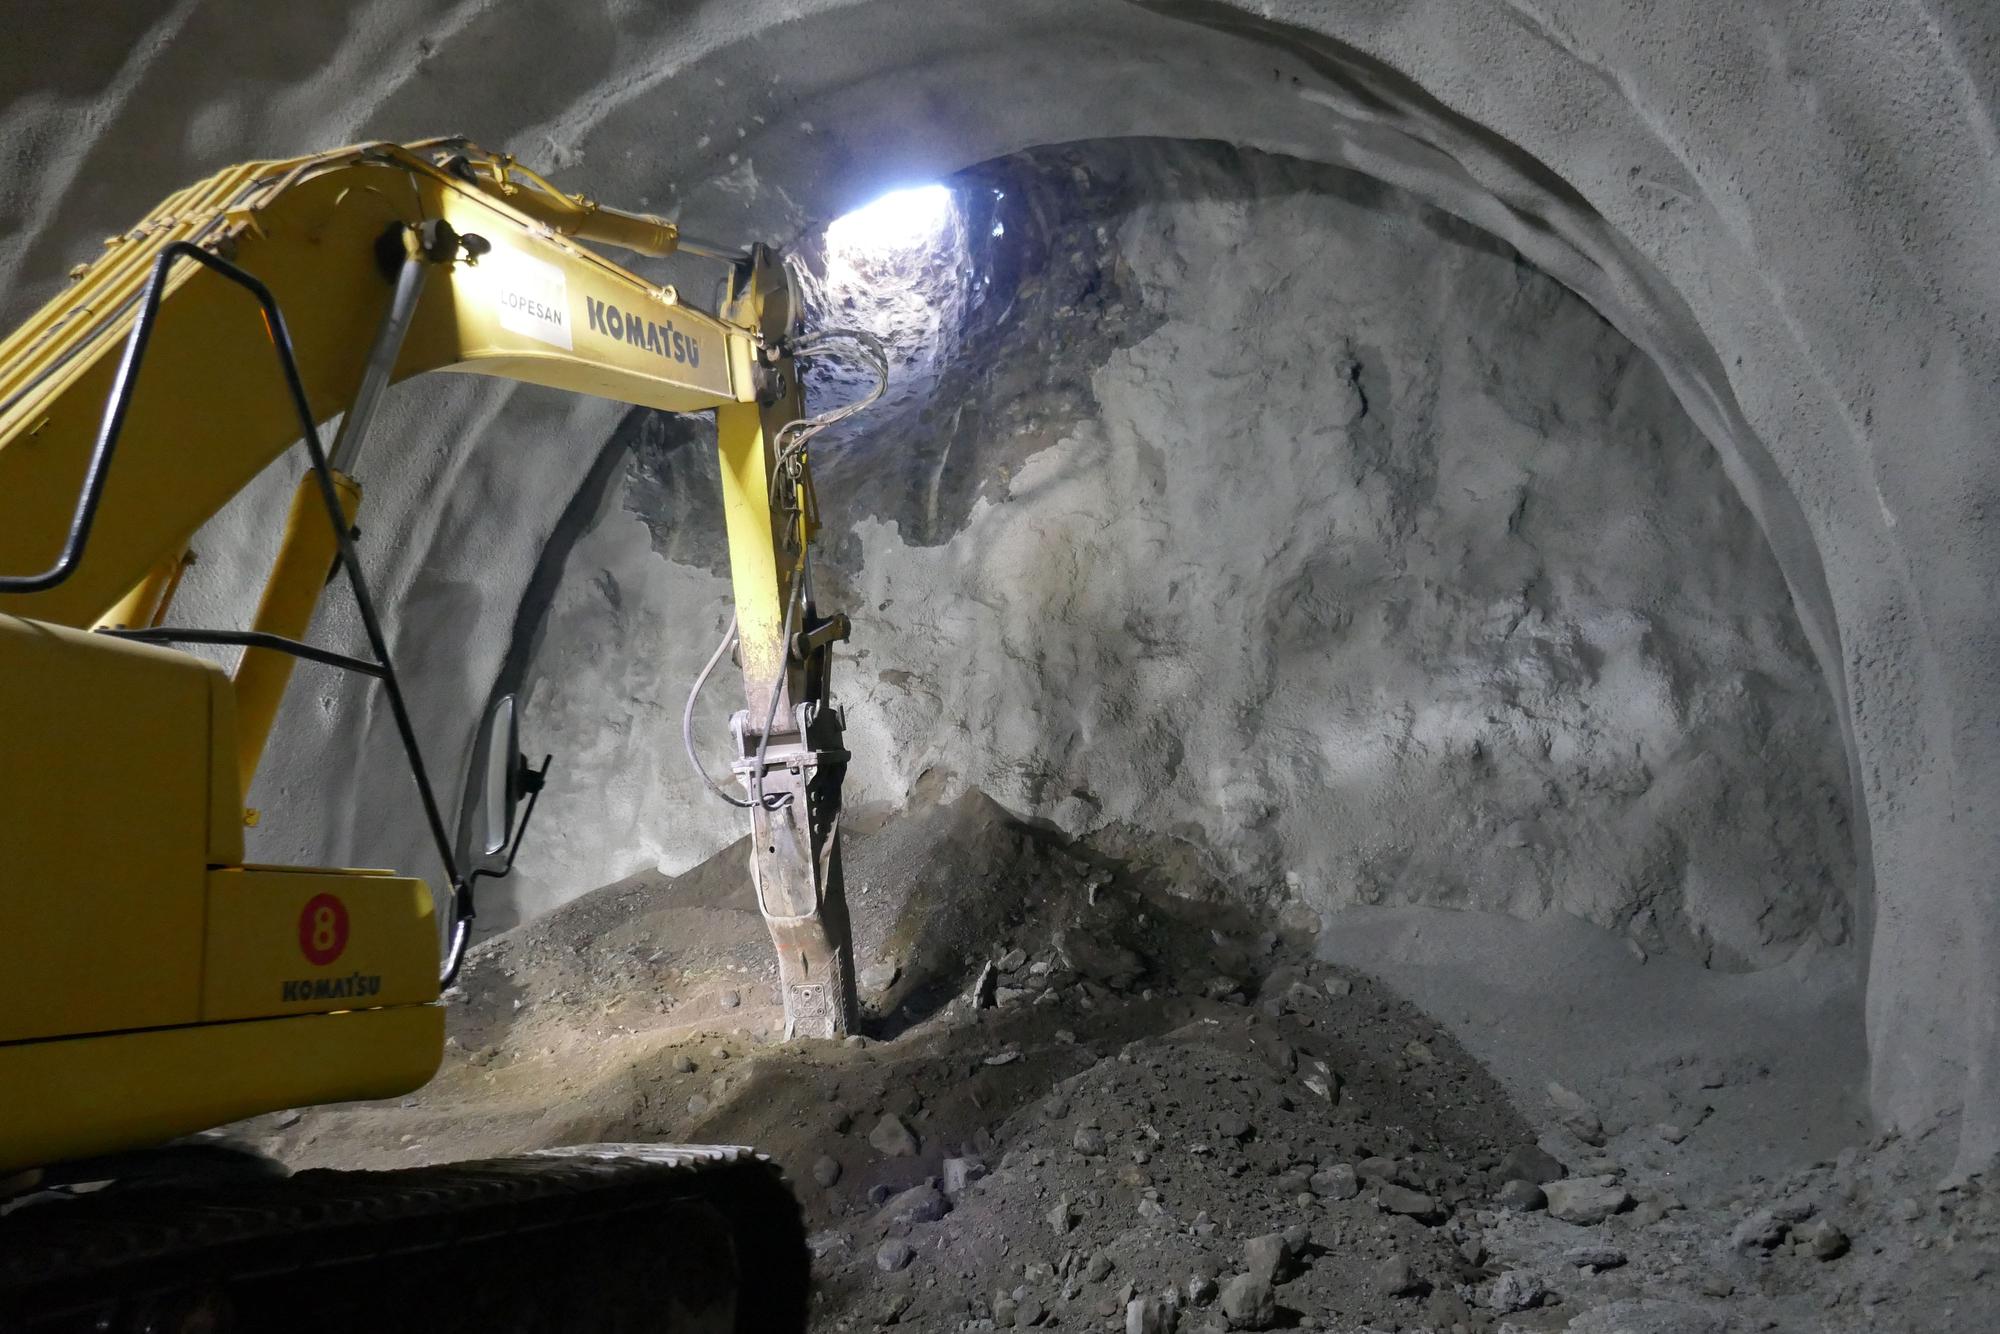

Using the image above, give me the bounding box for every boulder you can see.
[1543,1177,1631,1225]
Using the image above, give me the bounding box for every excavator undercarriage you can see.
[0,1146,807,1332]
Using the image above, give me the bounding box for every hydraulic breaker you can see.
[714,246,857,1039]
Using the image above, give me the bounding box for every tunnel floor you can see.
[259,795,1992,1333]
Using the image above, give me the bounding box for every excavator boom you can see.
[2,139,756,629]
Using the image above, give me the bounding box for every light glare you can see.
[827,184,953,256]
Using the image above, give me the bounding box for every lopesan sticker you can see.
[489,246,573,350]
[583,296,701,368]
[281,973,383,1003]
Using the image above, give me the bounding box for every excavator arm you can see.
[0,140,856,1188]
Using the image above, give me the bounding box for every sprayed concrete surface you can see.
[3,0,1995,1175]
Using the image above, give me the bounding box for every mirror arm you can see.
[441,752,551,991]
[469,753,552,887]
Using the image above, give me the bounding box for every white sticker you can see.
[489,246,572,350]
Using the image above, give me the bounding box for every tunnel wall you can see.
[3,0,1994,1171]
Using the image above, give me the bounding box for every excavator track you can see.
[0,1144,808,1333]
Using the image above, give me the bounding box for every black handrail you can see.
[98,627,387,679]
[0,246,183,594]
[2,240,470,972]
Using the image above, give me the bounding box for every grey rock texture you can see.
[525,142,1854,976]
[1544,1176,1634,1226]
[3,0,1994,1168]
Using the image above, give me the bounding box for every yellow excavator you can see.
[0,139,869,1329]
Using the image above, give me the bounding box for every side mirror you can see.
[474,695,520,868]
[463,693,549,879]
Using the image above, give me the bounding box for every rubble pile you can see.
[262,793,1989,1331]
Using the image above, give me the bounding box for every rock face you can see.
[523,142,1852,975]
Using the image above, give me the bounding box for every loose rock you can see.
[1310,1164,1360,1200]
[1047,1193,1079,1235]
[1055,927,1146,988]
[1242,1233,1292,1285]
[1125,1293,1179,1334]
[1357,1155,1401,1184]
[1495,1144,1565,1185]
[878,1181,949,1227]
[1802,1218,1851,1261]
[1377,1184,1443,1221]
[1374,1254,1423,1297]
[1486,1269,1549,1313]
[942,1156,986,1196]
[806,1229,850,1261]
[969,962,998,1009]
[1218,1272,1276,1329]
[876,1238,915,1273]
[1543,1177,1631,1225]
[1566,1244,1627,1270]
[1546,1082,1606,1146]
[811,1154,842,1188]
[1730,1208,1789,1252]
[869,1113,919,1158]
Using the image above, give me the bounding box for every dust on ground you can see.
[250,793,1994,1332]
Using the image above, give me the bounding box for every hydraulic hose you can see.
[683,613,755,810]
[680,323,887,812]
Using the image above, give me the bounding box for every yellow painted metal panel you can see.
[232,470,360,791]
[0,616,210,1042]
[715,398,792,714]
[202,868,438,1022]
[432,186,736,399]
[206,665,245,867]
[0,1006,443,1174]
[92,549,186,632]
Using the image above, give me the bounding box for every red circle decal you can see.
[298,893,350,966]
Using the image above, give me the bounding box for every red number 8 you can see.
[298,893,349,966]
